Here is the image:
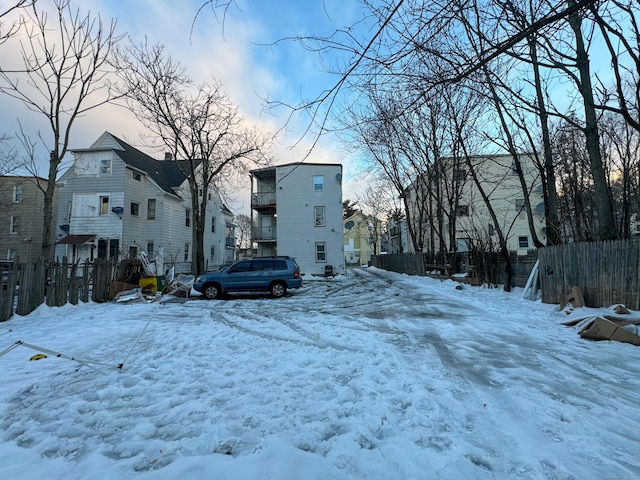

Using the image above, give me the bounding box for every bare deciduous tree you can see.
[234,213,253,251]
[0,0,121,262]
[112,41,272,276]
[0,1,31,44]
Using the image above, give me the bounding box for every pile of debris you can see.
[561,288,640,347]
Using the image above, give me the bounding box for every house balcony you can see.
[251,191,276,211]
[252,226,276,242]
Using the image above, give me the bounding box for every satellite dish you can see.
[345,220,355,229]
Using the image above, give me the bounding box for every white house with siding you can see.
[250,163,345,276]
[403,153,545,256]
[54,132,234,273]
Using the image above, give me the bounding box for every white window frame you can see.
[315,241,327,262]
[147,199,156,220]
[184,243,190,262]
[100,159,111,174]
[99,196,110,215]
[10,216,19,234]
[314,206,326,227]
[13,184,23,202]
[313,176,324,191]
[518,236,530,249]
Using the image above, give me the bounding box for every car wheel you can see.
[270,281,286,298]
[204,284,221,300]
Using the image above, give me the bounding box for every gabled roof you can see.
[73,132,196,197]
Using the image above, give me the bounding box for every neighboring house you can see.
[383,215,409,254]
[250,163,345,276]
[344,212,383,266]
[54,132,232,273]
[404,153,545,255]
[220,204,238,266]
[0,176,53,263]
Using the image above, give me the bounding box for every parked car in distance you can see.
[193,256,303,299]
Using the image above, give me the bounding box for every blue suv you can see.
[194,256,303,299]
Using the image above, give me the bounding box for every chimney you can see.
[164,152,173,160]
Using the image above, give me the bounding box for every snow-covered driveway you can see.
[1,267,639,479]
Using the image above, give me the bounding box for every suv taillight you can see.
[294,271,299,279]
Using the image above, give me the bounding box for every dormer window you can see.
[100,159,111,174]
[132,171,141,181]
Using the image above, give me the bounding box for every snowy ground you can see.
[1,267,639,479]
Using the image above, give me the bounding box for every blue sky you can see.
[0,0,368,212]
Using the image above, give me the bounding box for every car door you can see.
[224,260,253,291]
[252,259,274,290]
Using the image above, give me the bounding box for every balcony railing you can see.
[252,226,276,241]
[252,191,276,208]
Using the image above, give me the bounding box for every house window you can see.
[13,184,23,202]
[147,199,156,220]
[131,202,139,216]
[515,199,525,213]
[132,171,142,181]
[211,217,216,233]
[10,216,19,234]
[109,239,119,258]
[99,196,109,215]
[519,236,529,248]
[456,205,469,216]
[454,169,466,182]
[511,161,524,175]
[314,206,326,227]
[210,245,215,261]
[129,244,138,257]
[185,209,191,227]
[313,176,324,191]
[100,159,111,174]
[147,241,154,257]
[315,242,326,262]
[184,243,189,262]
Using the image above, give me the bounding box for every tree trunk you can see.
[568,0,617,240]
[528,35,561,245]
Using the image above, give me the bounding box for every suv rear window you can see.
[273,260,287,270]
[253,260,273,271]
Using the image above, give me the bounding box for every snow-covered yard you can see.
[1,267,639,479]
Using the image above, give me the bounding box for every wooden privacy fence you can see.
[0,258,117,322]
[371,251,537,288]
[538,239,640,309]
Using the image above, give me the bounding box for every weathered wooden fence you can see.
[0,258,118,322]
[371,251,538,288]
[538,239,640,309]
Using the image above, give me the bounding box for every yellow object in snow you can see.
[30,353,47,361]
